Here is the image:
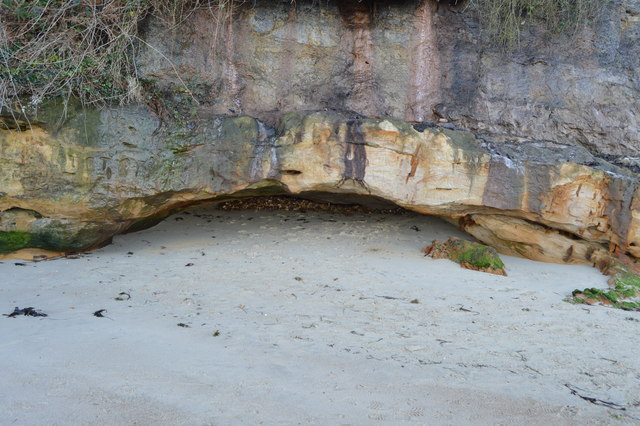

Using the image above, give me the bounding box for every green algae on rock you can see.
[423,237,507,276]
[570,263,640,311]
[0,231,32,253]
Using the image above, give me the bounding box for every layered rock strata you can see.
[1,106,638,268]
[137,0,640,157]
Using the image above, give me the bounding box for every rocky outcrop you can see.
[1,105,639,269]
[423,238,507,276]
[137,0,640,157]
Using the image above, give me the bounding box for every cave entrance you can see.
[103,193,475,280]
[93,191,609,310]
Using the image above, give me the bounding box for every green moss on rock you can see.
[452,243,505,271]
[614,272,640,290]
[0,221,112,254]
[0,231,33,253]
[570,266,640,311]
[424,237,507,276]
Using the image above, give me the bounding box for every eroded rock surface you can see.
[1,105,639,268]
[137,0,640,157]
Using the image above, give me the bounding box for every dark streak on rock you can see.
[342,119,368,188]
[526,162,551,215]
[249,121,279,181]
[406,145,421,183]
[563,245,574,262]
[483,156,524,210]
[605,177,639,247]
[337,0,379,116]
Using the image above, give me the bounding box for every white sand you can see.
[1,207,639,425]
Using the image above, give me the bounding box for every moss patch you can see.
[570,266,640,311]
[424,237,507,276]
[0,222,110,254]
[0,231,32,253]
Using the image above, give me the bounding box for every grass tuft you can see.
[468,0,605,50]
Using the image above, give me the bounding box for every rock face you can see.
[137,0,640,157]
[1,105,639,268]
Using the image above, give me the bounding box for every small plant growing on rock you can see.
[469,0,604,50]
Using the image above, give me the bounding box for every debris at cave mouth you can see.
[215,195,405,215]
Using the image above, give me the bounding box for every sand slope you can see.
[1,208,639,424]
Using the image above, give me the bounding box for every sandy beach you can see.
[1,205,639,424]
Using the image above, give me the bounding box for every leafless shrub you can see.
[469,0,605,50]
[0,0,244,115]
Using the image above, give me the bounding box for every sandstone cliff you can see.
[137,0,640,157]
[1,105,638,270]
